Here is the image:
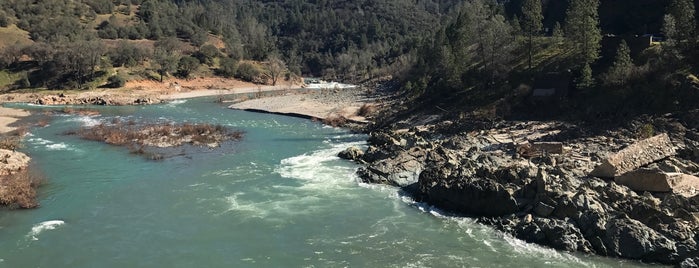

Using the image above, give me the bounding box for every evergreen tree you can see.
[604,40,633,86]
[667,0,696,42]
[522,0,543,70]
[511,15,522,35]
[576,62,594,89]
[552,22,563,39]
[565,0,602,65]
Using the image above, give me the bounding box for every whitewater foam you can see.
[27,220,65,241]
[67,115,103,127]
[46,143,69,150]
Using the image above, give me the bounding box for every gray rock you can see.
[680,257,699,268]
[514,218,593,253]
[534,202,555,217]
[338,146,364,161]
[418,170,518,216]
[604,217,677,263]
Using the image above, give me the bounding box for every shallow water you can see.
[0,98,653,267]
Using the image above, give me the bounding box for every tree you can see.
[177,56,199,78]
[565,0,602,65]
[576,62,594,89]
[109,41,149,67]
[153,38,182,82]
[662,14,683,63]
[195,44,220,66]
[603,40,633,87]
[466,0,514,83]
[0,10,10,27]
[218,57,238,78]
[522,0,543,70]
[510,15,522,35]
[552,22,563,39]
[0,42,25,68]
[264,54,286,86]
[667,0,696,42]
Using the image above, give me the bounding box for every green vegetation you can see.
[399,0,699,121]
[0,0,462,90]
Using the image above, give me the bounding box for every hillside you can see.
[0,0,461,91]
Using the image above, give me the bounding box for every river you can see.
[0,97,651,267]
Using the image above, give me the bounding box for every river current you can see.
[0,97,650,267]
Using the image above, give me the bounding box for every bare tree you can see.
[265,54,286,86]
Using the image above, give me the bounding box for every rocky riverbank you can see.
[342,115,699,265]
[0,148,36,208]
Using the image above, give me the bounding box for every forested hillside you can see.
[398,0,699,121]
[0,0,460,90]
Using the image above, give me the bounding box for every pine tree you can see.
[511,15,522,35]
[667,0,696,42]
[565,0,602,65]
[522,0,543,70]
[576,62,594,89]
[604,40,633,86]
[552,22,563,39]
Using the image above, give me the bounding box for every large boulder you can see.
[591,134,676,178]
[357,147,426,187]
[615,169,699,195]
[337,146,364,162]
[514,217,594,253]
[603,217,677,263]
[418,168,518,216]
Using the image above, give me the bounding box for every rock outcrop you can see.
[351,120,699,265]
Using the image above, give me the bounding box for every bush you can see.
[195,44,220,65]
[106,75,126,88]
[16,76,30,89]
[0,11,10,27]
[236,62,262,82]
[218,57,238,78]
[177,56,200,78]
[0,171,39,209]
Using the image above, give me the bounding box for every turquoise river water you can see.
[0,97,652,267]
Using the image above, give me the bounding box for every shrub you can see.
[0,171,40,209]
[177,56,200,78]
[0,11,10,27]
[218,57,238,78]
[0,135,21,150]
[236,62,262,82]
[106,75,126,88]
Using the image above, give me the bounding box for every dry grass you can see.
[0,24,32,50]
[0,170,40,209]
